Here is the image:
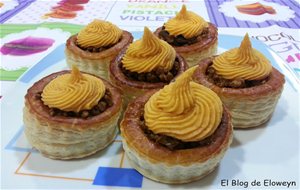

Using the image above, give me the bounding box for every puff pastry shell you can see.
[193,57,285,128]
[65,31,133,80]
[120,91,233,184]
[23,71,123,159]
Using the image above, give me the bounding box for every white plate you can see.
[1,34,299,189]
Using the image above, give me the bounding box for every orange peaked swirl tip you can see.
[212,34,272,80]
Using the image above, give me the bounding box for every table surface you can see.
[1,0,299,189]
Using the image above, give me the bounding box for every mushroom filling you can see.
[120,58,180,83]
[36,89,113,119]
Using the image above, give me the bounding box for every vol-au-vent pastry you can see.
[193,34,285,128]
[120,67,232,184]
[109,27,188,105]
[154,5,218,67]
[23,66,122,159]
[65,19,133,80]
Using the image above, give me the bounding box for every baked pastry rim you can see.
[25,70,123,130]
[65,30,133,60]
[109,51,188,89]
[193,57,285,98]
[154,22,218,54]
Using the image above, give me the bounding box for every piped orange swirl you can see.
[164,5,208,39]
[41,66,105,112]
[144,67,223,142]
[122,27,176,73]
[212,34,272,80]
[77,19,122,48]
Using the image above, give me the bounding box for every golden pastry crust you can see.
[65,31,133,80]
[109,51,188,104]
[193,57,285,128]
[154,23,218,67]
[120,90,232,183]
[23,71,123,159]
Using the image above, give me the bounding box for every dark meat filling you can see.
[35,90,113,119]
[139,113,215,150]
[120,58,180,83]
[75,38,121,53]
[206,66,269,88]
[158,26,209,46]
